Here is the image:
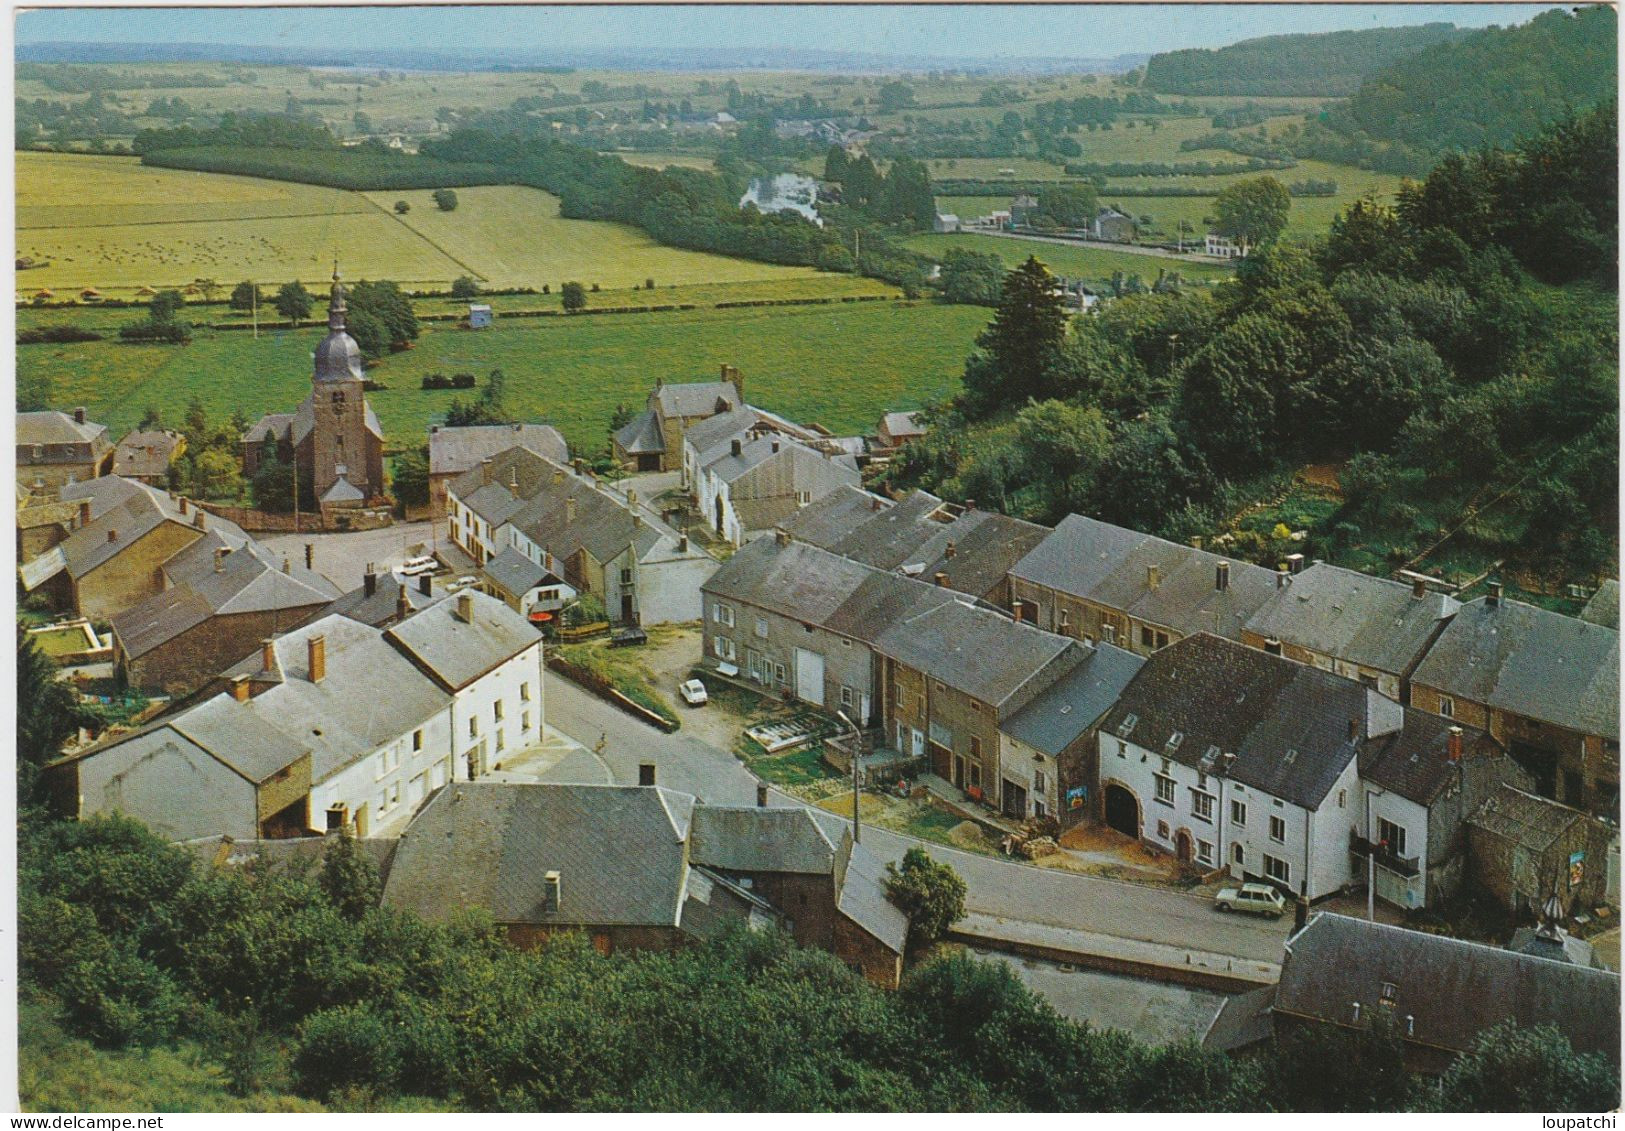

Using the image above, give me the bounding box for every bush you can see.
[291,1005,402,1099]
[451,373,476,389]
[561,281,587,312]
[450,276,479,299]
[393,200,410,214]
[118,318,191,343]
[432,188,458,211]
[18,325,103,344]
[421,373,452,390]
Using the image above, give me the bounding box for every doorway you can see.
[1104,783,1140,838]
[1176,829,1193,863]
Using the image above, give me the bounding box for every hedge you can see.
[141,146,510,191]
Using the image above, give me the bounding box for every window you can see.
[1154,774,1176,805]
[1438,695,1454,719]
[1232,842,1245,866]
[712,602,734,626]
[331,390,346,406]
[773,662,787,684]
[1034,799,1047,819]
[797,490,812,505]
[969,763,982,789]
[520,682,531,702]
[620,568,633,585]
[713,636,738,662]
[1166,731,1184,752]
[1157,820,1171,839]
[493,700,504,722]
[970,735,982,759]
[1269,815,1286,843]
[469,717,479,738]
[1380,981,1398,1006]
[1140,626,1169,650]
[1191,789,1215,823]
[841,638,852,648]
[971,701,982,713]
[840,685,855,708]
[412,729,424,752]
[522,711,532,732]
[1338,789,1346,808]
[1059,608,1070,630]
[1102,625,1117,645]
[1264,855,1290,884]
[1231,799,1246,826]
[496,731,506,753]
[1033,769,1046,794]
[755,617,769,639]
[1378,818,1408,858]
[1197,839,1214,865]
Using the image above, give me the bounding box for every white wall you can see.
[640,544,716,624]
[450,641,546,780]
[1361,786,1430,910]
[998,733,1059,820]
[309,705,454,838]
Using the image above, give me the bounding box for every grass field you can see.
[28,301,988,454]
[607,150,717,170]
[902,232,1235,283]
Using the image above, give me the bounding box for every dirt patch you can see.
[1298,462,1344,494]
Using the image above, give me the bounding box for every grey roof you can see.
[1580,579,1619,629]
[814,489,950,570]
[1411,597,1619,740]
[874,598,1086,711]
[319,475,365,504]
[779,485,894,547]
[17,409,109,449]
[384,782,695,928]
[834,834,909,954]
[480,546,556,598]
[653,379,741,419]
[429,423,569,478]
[880,411,926,439]
[287,391,384,447]
[243,412,295,446]
[313,278,364,384]
[1508,927,1601,969]
[683,405,773,458]
[111,430,183,479]
[613,408,664,455]
[896,509,1051,603]
[52,479,244,580]
[1000,642,1146,756]
[1201,984,1277,1052]
[1099,633,1407,809]
[1277,913,1620,1058]
[1467,784,1589,853]
[699,432,856,487]
[690,805,839,874]
[1243,562,1459,676]
[166,694,315,782]
[1011,514,1280,642]
[384,589,540,692]
[1357,707,1497,806]
[325,573,437,628]
[703,537,881,628]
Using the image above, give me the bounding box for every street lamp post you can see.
[838,709,862,844]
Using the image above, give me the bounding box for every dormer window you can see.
[1166,732,1184,752]
[1117,713,1138,738]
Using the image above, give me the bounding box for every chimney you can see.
[632,510,642,529]
[639,763,656,787]
[261,638,276,672]
[1215,561,1230,592]
[542,870,561,913]
[480,458,494,486]
[553,469,563,485]
[945,540,957,560]
[1276,566,1289,589]
[870,496,883,512]
[730,438,742,457]
[757,782,769,807]
[1448,726,1464,763]
[965,498,977,511]
[178,496,189,516]
[1190,535,1204,551]
[229,674,250,703]
[1264,637,1282,656]
[364,567,377,597]
[396,585,411,621]
[934,571,949,587]
[1412,576,1427,600]
[307,635,326,683]
[107,528,118,544]
[1286,552,1305,575]
[304,543,313,570]
[194,509,206,531]
[1348,718,1359,743]
[73,406,86,425]
[566,496,577,523]
[456,592,474,623]
[1146,564,1161,591]
[77,501,90,528]
[775,528,790,547]
[418,573,432,596]
[1487,581,1503,607]
[678,535,689,553]
[214,546,228,572]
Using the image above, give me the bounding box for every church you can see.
[241,268,387,511]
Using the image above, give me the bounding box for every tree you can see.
[936,248,1006,306]
[345,308,389,360]
[250,454,295,513]
[347,280,419,352]
[318,832,381,922]
[561,281,587,312]
[391,445,431,508]
[1013,399,1111,521]
[149,289,184,323]
[393,199,410,215]
[1040,184,1099,229]
[433,188,459,212]
[137,406,163,430]
[1428,1020,1621,1113]
[188,447,245,502]
[275,281,313,327]
[195,278,221,303]
[450,275,479,299]
[884,847,966,953]
[17,370,54,413]
[1266,1011,1411,1112]
[1214,175,1291,253]
[18,627,95,805]
[877,81,915,114]
[960,256,1070,416]
[228,281,262,312]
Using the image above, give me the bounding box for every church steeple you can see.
[313,261,364,384]
[327,261,347,332]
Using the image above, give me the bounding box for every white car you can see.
[678,678,709,707]
[1214,882,1288,918]
[398,555,438,577]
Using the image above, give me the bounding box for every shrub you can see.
[18,325,102,344]
[118,318,191,343]
[451,373,476,389]
[450,276,479,299]
[432,188,458,211]
[393,200,410,214]
[291,1005,402,1098]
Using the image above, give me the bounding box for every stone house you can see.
[1271,913,1619,1074]
[688,428,860,547]
[1091,207,1136,243]
[110,429,185,487]
[1009,513,1279,656]
[1466,784,1615,917]
[1410,588,1619,816]
[16,407,113,491]
[612,368,745,472]
[875,411,927,451]
[381,782,907,985]
[54,590,543,841]
[1241,563,1460,703]
[426,422,568,519]
[447,446,715,625]
[1093,634,1519,907]
[478,545,575,617]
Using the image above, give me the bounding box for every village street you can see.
[542,670,1292,969]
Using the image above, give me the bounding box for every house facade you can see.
[426,422,568,519]
[612,368,745,472]
[1466,784,1615,917]
[111,429,185,486]
[16,407,113,491]
[689,430,860,547]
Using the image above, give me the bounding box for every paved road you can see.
[970,228,1224,265]
[543,672,1290,966]
[260,521,441,591]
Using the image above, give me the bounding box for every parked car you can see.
[1214,882,1287,918]
[679,678,709,707]
[398,555,437,577]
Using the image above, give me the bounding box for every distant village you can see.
[16,265,1619,1059]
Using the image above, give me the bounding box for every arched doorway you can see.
[1175,829,1193,863]
[1103,783,1140,838]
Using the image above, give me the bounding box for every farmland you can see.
[23,300,989,454]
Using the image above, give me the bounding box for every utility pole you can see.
[1368,841,1379,921]
[839,709,861,844]
[292,447,299,534]
[251,281,258,339]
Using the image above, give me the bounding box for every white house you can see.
[1205,232,1247,259]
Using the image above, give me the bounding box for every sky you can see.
[15,3,1571,62]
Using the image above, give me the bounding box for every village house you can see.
[678,404,825,492]
[1205,232,1247,259]
[1093,634,1523,907]
[1089,206,1136,243]
[426,421,569,519]
[1009,194,1040,228]
[1241,563,1460,702]
[447,445,715,624]
[110,526,340,695]
[20,477,235,622]
[381,781,908,986]
[684,413,860,547]
[52,589,542,842]
[477,546,575,619]
[1269,913,1619,1073]
[932,213,960,233]
[612,367,745,472]
[1009,513,1280,655]
[110,428,185,487]
[1409,588,1619,816]
[1466,784,1616,918]
[324,569,438,629]
[874,411,928,452]
[17,407,113,491]
[240,269,386,513]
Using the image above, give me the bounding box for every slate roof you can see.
[896,509,1051,602]
[1011,514,1280,642]
[1277,913,1620,1057]
[880,411,926,440]
[1099,633,1413,810]
[613,409,664,456]
[690,805,840,875]
[874,598,1086,711]
[383,782,695,928]
[384,589,541,692]
[653,379,741,419]
[17,409,110,452]
[319,475,364,504]
[325,573,437,628]
[428,423,569,478]
[1467,784,1590,853]
[1410,597,1619,740]
[779,485,894,547]
[699,432,857,487]
[111,430,183,480]
[481,546,556,598]
[1580,579,1619,629]
[703,537,883,628]
[243,412,295,446]
[1243,562,1459,676]
[49,479,247,581]
[1201,984,1277,1052]
[834,835,909,954]
[819,489,951,570]
[1000,642,1146,757]
[683,405,773,458]
[1357,708,1496,806]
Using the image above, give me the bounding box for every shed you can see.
[468,303,493,329]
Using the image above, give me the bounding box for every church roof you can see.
[313,269,365,385]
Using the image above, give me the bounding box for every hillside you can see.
[1141,23,1470,97]
[1323,7,1617,159]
